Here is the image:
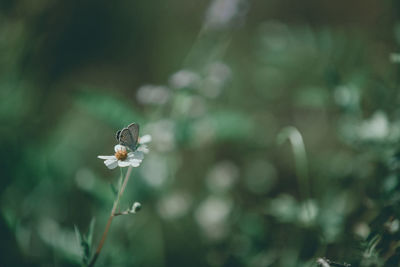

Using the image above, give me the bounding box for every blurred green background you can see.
[2,0,400,266]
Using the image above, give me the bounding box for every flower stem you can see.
[88,166,133,267]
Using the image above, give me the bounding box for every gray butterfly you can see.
[116,123,140,151]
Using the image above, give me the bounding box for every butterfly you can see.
[115,123,140,151]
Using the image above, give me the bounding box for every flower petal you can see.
[118,161,132,167]
[98,155,116,160]
[127,158,142,167]
[139,134,152,144]
[130,161,141,167]
[128,157,143,163]
[114,144,127,152]
[104,158,118,169]
[128,151,144,160]
[137,145,149,154]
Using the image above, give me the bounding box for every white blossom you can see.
[98,135,151,169]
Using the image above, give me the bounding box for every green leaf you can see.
[74,220,96,267]
[74,225,83,249]
[87,218,96,255]
[74,225,89,266]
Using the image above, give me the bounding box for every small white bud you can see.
[130,202,142,213]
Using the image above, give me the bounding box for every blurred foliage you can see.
[2,0,400,266]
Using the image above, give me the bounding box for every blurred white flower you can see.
[139,154,168,187]
[169,69,201,90]
[354,222,370,239]
[334,85,360,108]
[138,134,152,153]
[202,62,231,98]
[98,136,151,169]
[358,111,389,140]
[174,95,207,118]
[390,53,400,63]
[204,0,247,30]
[298,199,318,225]
[136,85,170,105]
[267,194,298,223]
[195,196,232,240]
[157,192,191,220]
[144,120,175,152]
[206,160,239,193]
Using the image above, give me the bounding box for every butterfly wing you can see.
[115,130,122,142]
[117,123,140,151]
[127,123,140,148]
[118,128,135,150]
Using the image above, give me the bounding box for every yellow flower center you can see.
[115,149,128,160]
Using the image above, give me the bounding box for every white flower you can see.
[137,134,152,153]
[98,135,151,169]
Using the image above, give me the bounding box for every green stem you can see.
[88,166,133,267]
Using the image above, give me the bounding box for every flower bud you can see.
[130,202,142,213]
